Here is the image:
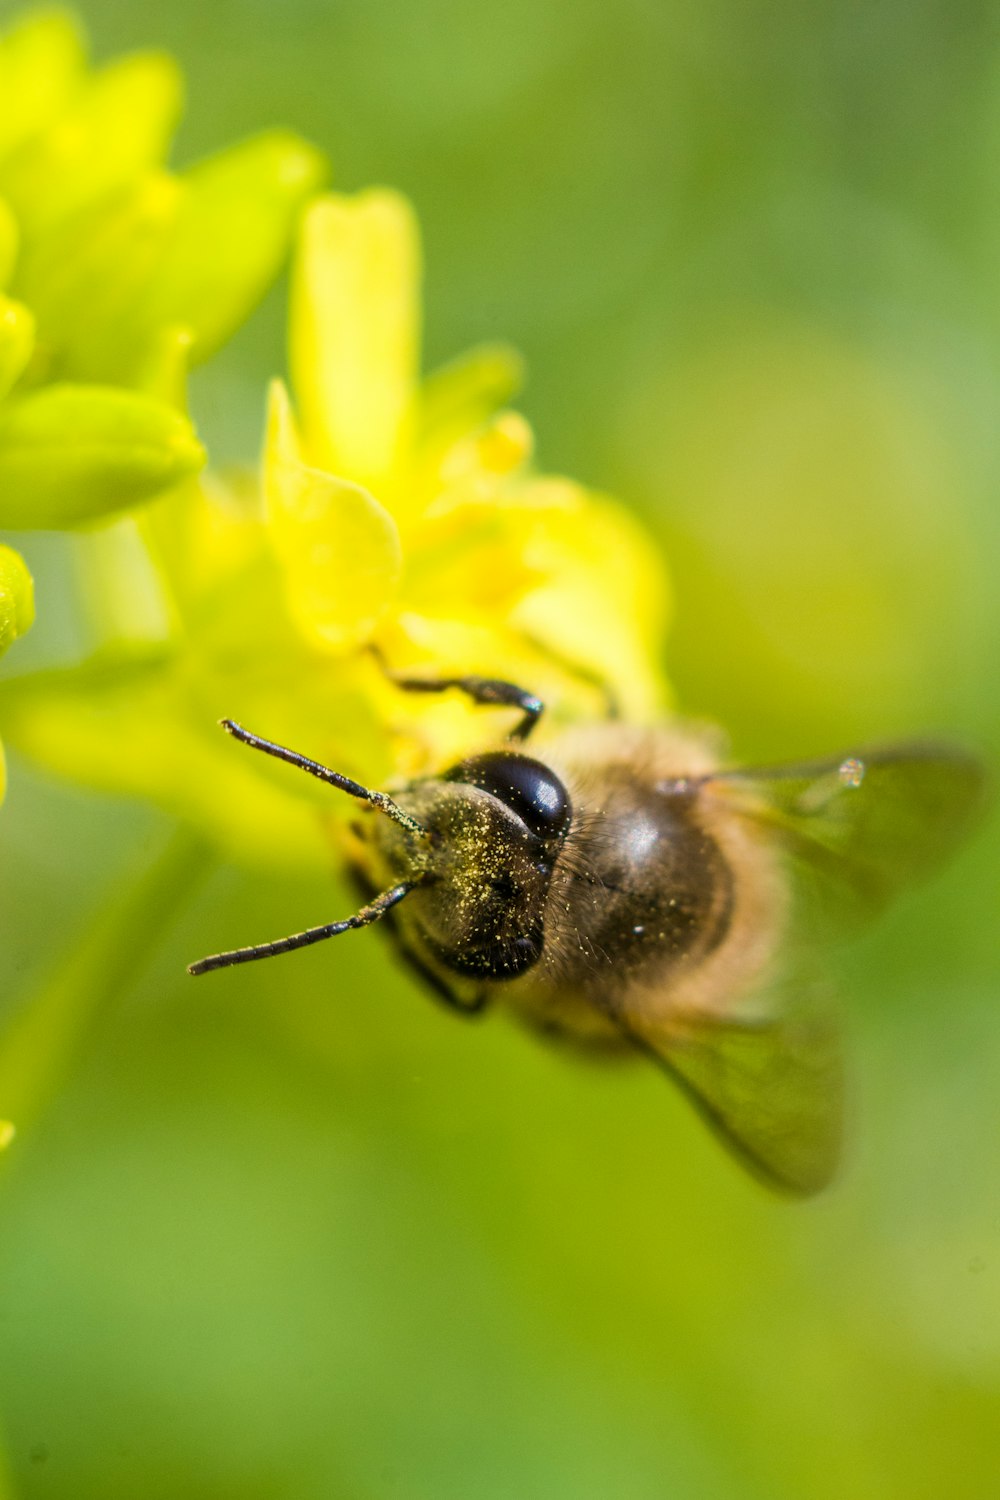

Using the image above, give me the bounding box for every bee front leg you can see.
[392,944,491,1017]
[371,648,544,742]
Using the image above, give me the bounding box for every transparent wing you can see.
[700,741,986,929]
[617,976,843,1196]
[613,741,984,1194]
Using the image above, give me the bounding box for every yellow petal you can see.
[511,488,670,721]
[420,342,523,435]
[291,190,420,488]
[427,408,534,511]
[414,342,524,495]
[0,662,332,872]
[404,468,571,619]
[264,380,402,650]
[140,467,268,624]
[0,1119,13,1150]
[403,500,542,619]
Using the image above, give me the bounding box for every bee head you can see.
[358,751,572,979]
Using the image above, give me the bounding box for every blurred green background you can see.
[1,1,999,1497]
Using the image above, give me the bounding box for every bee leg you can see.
[371,649,543,742]
[391,944,491,1016]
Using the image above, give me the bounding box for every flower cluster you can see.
[0,8,671,1158]
[0,7,324,803]
[0,186,669,870]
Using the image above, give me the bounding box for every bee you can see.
[189,669,985,1195]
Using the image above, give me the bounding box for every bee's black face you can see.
[360,752,572,981]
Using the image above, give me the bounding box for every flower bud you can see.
[0,384,205,527]
[130,131,327,366]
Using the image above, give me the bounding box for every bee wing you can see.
[700,741,986,932]
[611,742,984,1194]
[616,979,843,1196]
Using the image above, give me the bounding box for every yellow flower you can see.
[0,189,670,869]
[264,189,669,760]
[0,1120,13,1151]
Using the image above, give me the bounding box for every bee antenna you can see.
[218,719,427,837]
[188,881,416,976]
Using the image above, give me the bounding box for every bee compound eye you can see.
[443,751,572,842]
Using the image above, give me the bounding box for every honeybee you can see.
[189,669,985,1195]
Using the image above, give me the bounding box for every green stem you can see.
[0,825,211,1139]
